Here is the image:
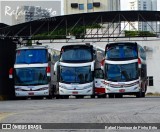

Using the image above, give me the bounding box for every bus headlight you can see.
[84,85,92,89]
[59,85,67,89]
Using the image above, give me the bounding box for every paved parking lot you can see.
[0,96,160,131]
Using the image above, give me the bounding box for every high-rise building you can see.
[125,0,157,32]
[63,0,120,15]
[12,6,51,25]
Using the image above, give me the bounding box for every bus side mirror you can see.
[101,65,104,71]
[91,62,94,71]
[100,59,105,70]
[54,61,59,72]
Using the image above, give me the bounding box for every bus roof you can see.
[16,45,48,50]
[106,42,137,46]
[61,44,93,49]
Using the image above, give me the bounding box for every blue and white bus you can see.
[9,46,59,99]
[101,42,147,98]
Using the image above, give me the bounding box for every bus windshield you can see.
[60,66,92,84]
[15,49,48,64]
[105,63,138,82]
[60,48,92,62]
[14,68,48,86]
[106,44,138,60]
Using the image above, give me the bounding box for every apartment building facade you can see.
[125,0,157,32]
[63,0,120,15]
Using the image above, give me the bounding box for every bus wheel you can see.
[97,95,102,98]
[56,95,61,99]
[31,96,43,100]
[102,94,106,98]
[115,94,123,98]
[63,95,69,99]
[75,96,79,99]
[141,92,145,98]
[108,94,114,98]
[46,95,53,99]
[91,95,95,98]
[97,94,106,98]
[76,96,84,99]
[136,91,142,98]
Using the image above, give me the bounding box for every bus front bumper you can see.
[106,86,140,94]
[15,90,49,97]
[59,83,93,95]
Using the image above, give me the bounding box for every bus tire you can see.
[56,95,61,99]
[97,95,102,98]
[91,95,95,98]
[63,95,69,99]
[136,90,142,98]
[141,92,145,98]
[75,96,79,99]
[108,94,114,98]
[115,94,123,98]
[97,94,106,98]
[46,95,53,99]
[102,94,106,98]
[76,95,84,99]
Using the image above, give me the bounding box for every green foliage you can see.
[125,30,156,37]
[32,24,102,40]
[26,39,32,46]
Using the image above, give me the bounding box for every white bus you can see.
[54,44,104,99]
[9,46,60,99]
[101,42,147,98]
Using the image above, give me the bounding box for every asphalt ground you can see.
[0,96,160,132]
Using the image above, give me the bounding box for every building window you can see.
[93,2,100,7]
[87,3,93,9]
[71,3,78,8]
[79,4,84,10]
[147,76,154,86]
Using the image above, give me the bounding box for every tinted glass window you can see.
[15,49,48,64]
[79,4,84,10]
[105,63,138,82]
[60,66,92,84]
[14,67,48,86]
[87,3,93,9]
[94,69,104,79]
[52,50,60,63]
[60,48,92,62]
[106,44,138,60]
[138,46,146,60]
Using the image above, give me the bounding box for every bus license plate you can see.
[28,92,34,96]
[72,92,78,94]
[119,89,125,93]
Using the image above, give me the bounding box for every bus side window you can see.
[94,69,104,79]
